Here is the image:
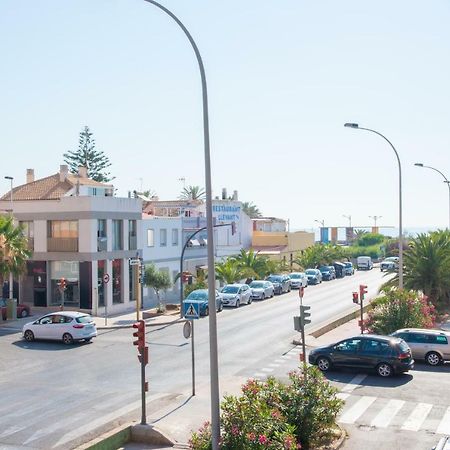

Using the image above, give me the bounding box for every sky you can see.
[1,0,449,231]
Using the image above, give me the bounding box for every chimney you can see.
[232,190,238,201]
[26,169,35,184]
[78,166,88,178]
[222,188,227,200]
[59,164,69,182]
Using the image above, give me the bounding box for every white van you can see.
[357,256,373,270]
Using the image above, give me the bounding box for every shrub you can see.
[189,367,344,450]
[365,289,436,335]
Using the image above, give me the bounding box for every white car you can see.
[288,272,308,289]
[380,256,399,272]
[249,280,275,300]
[22,311,97,345]
[220,284,252,307]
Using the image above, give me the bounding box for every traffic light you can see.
[352,291,359,304]
[188,275,193,285]
[137,346,149,365]
[359,284,368,301]
[59,278,67,290]
[300,305,311,326]
[132,320,145,349]
[231,221,236,235]
[139,262,145,284]
[182,272,189,283]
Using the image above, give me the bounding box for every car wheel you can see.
[24,330,34,342]
[62,333,74,345]
[235,300,240,308]
[262,294,266,300]
[248,297,252,305]
[218,302,223,312]
[316,356,332,372]
[426,351,442,366]
[20,309,29,318]
[377,363,393,377]
[204,306,209,316]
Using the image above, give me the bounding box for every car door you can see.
[359,338,386,368]
[48,314,67,340]
[332,339,363,367]
[241,285,250,304]
[34,315,54,339]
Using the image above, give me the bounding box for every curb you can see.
[96,317,183,330]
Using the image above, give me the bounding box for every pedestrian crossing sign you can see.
[183,301,200,319]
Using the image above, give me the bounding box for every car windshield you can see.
[305,270,316,275]
[290,274,300,279]
[319,267,329,272]
[187,291,207,300]
[250,282,264,288]
[222,286,239,294]
[267,276,282,282]
[385,257,397,262]
[76,315,92,324]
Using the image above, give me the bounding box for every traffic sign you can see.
[183,320,192,338]
[183,301,200,319]
[129,259,140,266]
[103,273,110,284]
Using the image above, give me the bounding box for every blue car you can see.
[184,289,223,316]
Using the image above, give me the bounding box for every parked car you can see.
[184,289,223,316]
[305,269,322,285]
[266,275,291,295]
[333,262,346,278]
[357,256,373,270]
[22,311,97,345]
[220,284,252,308]
[249,280,274,300]
[319,266,335,281]
[308,334,414,377]
[1,298,31,320]
[288,272,308,289]
[380,256,399,272]
[433,436,450,450]
[391,328,450,366]
[343,262,355,276]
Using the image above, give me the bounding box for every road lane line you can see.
[337,393,350,401]
[339,396,376,424]
[268,363,280,367]
[371,399,405,428]
[341,374,367,393]
[261,367,274,372]
[401,403,433,431]
[436,406,450,435]
[253,373,266,378]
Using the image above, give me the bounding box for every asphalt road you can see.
[1,268,429,450]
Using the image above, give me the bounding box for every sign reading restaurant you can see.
[212,204,241,222]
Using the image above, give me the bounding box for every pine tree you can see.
[63,126,113,183]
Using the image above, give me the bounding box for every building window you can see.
[172,229,179,246]
[112,220,123,251]
[97,220,107,252]
[48,220,78,238]
[128,220,137,250]
[147,229,154,247]
[50,261,80,307]
[112,259,122,304]
[20,221,34,250]
[160,229,167,247]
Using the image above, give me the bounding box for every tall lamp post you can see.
[344,123,403,289]
[414,163,450,229]
[142,1,220,447]
[342,214,352,228]
[369,215,382,228]
[4,176,14,299]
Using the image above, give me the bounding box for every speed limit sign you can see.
[103,273,110,284]
[299,286,305,299]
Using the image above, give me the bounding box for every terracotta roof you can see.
[1,172,112,201]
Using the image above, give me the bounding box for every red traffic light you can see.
[359,284,368,300]
[352,292,359,304]
[132,320,145,349]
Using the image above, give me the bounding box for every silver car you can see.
[289,272,308,289]
[249,280,274,300]
[391,328,450,366]
[221,284,252,308]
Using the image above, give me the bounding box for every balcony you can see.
[26,238,34,251]
[47,237,78,252]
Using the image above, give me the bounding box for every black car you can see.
[332,262,346,278]
[308,335,414,377]
[318,266,335,281]
[266,275,291,295]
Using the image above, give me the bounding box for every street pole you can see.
[5,176,14,299]
[344,123,403,289]
[299,289,306,370]
[142,2,220,446]
[414,163,450,229]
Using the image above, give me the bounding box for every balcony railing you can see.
[47,237,78,252]
[26,238,34,251]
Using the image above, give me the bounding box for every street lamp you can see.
[142,1,220,447]
[414,163,450,229]
[342,214,352,228]
[314,219,325,228]
[369,215,382,228]
[344,123,404,288]
[4,176,14,300]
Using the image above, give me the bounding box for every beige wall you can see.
[252,231,288,247]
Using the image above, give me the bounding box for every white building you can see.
[0,165,142,315]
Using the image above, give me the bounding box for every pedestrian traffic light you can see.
[132,320,145,349]
[137,346,149,365]
[231,221,236,235]
[59,278,67,290]
[188,275,193,285]
[300,305,311,326]
[352,292,359,304]
[182,272,190,283]
[359,284,368,300]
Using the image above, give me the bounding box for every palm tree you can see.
[294,244,345,269]
[234,249,269,280]
[215,259,244,284]
[179,185,206,201]
[0,216,31,292]
[242,202,262,219]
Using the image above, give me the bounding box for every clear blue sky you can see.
[1,0,449,230]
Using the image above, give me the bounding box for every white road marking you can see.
[341,374,367,393]
[261,367,274,373]
[401,403,433,431]
[274,359,284,363]
[337,393,350,401]
[268,363,280,367]
[436,406,450,435]
[370,399,405,428]
[253,373,266,378]
[339,396,376,424]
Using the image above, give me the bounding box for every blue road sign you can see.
[183,301,200,319]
